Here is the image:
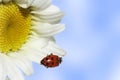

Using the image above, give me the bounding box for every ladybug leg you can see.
[59,57,62,63]
[46,66,49,68]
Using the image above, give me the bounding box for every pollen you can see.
[0,3,31,53]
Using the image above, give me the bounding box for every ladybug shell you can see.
[41,54,62,68]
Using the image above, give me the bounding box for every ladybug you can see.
[41,53,62,68]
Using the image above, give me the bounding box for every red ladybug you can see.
[41,53,62,68]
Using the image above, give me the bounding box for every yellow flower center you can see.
[0,3,31,53]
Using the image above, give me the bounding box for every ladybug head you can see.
[59,57,62,63]
[41,60,44,65]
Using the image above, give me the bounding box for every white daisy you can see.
[0,0,66,80]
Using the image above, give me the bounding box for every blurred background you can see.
[25,0,120,80]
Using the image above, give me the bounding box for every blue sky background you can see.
[25,0,120,80]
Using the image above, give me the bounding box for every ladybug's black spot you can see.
[52,62,54,65]
[51,57,54,60]
[46,58,48,60]
[46,62,49,65]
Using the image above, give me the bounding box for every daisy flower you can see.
[0,0,66,80]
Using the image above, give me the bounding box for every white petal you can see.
[30,0,51,11]
[8,51,29,77]
[0,0,2,3]
[7,52,34,76]
[49,37,56,42]
[19,37,50,63]
[14,0,34,8]
[3,56,24,80]
[23,36,49,49]
[38,5,61,15]
[23,48,46,63]
[31,5,64,24]
[0,57,6,80]
[32,22,65,37]
[14,58,33,76]
[42,41,66,57]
